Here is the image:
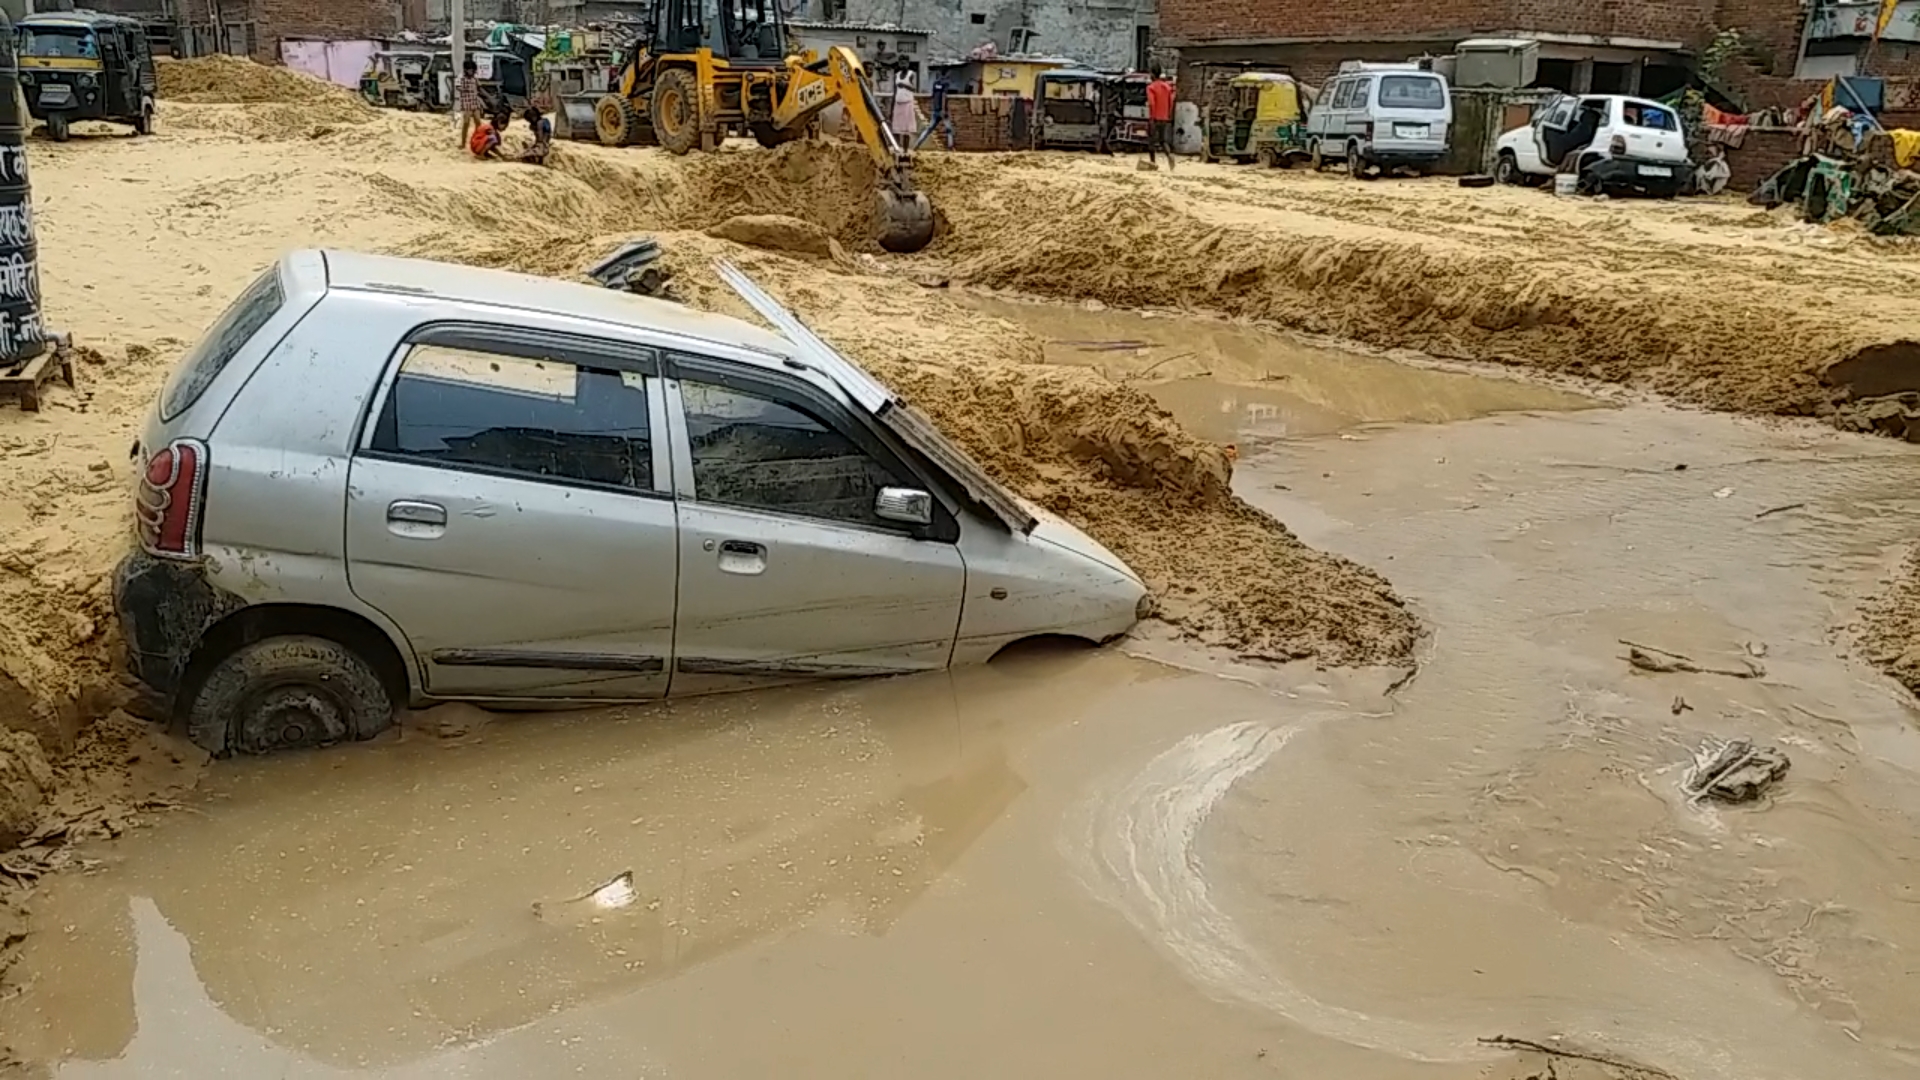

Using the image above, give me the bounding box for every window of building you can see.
[970,12,986,24]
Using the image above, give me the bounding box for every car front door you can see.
[1535,95,1578,167]
[344,323,678,700]
[663,354,966,695]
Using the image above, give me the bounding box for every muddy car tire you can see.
[1494,152,1520,186]
[185,636,394,757]
[1309,140,1325,171]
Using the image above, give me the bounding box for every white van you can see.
[1306,66,1452,177]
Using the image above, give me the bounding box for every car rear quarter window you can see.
[680,379,906,529]
[159,267,285,421]
[1379,75,1444,109]
[369,344,654,493]
[1626,103,1677,130]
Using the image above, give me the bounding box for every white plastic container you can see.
[1553,173,1579,196]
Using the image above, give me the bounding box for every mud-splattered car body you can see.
[114,250,1147,755]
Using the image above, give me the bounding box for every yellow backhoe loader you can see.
[593,0,935,253]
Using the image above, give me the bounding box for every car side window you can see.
[1328,80,1348,109]
[1350,77,1372,108]
[369,343,654,493]
[679,378,909,529]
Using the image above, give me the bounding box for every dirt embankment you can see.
[157,54,379,139]
[911,154,1920,424]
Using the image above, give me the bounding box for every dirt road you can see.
[4,58,1920,1080]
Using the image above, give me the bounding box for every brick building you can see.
[174,0,401,64]
[804,0,1156,70]
[1161,0,1920,110]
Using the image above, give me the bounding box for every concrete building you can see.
[804,0,1155,70]
[788,19,931,89]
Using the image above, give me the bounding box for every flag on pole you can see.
[1875,0,1901,41]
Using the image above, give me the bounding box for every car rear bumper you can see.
[1364,145,1446,164]
[113,550,247,707]
[1585,156,1685,194]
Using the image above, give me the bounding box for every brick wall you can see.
[1719,127,1801,192]
[1163,0,1717,48]
[255,0,400,61]
[946,95,1018,150]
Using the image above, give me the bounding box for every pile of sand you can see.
[1856,551,1920,696]
[157,55,346,105]
[156,55,378,140]
[913,155,1881,421]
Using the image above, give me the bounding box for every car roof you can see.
[315,249,801,362]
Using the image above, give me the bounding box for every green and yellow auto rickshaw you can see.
[15,11,157,141]
[1202,71,1310,167]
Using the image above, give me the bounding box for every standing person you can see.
[890,71,919,143]
[520,105,554,165]
[1145,65,1176,171]
[456,58,483,148]
[913,72,955,151]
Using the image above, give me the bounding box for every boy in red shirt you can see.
[1145,65,1176,171]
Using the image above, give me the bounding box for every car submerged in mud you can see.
[114,251,1149,756]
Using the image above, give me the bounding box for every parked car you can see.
[114,251,1150,756]
[1493,93,1688,197]
[1306,64,1451,177]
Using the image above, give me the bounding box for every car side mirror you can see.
[874,487,933,526]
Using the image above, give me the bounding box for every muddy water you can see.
[957,294,1598,441]
[9,366,1920,1079]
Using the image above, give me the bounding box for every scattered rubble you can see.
[1684,738,1791,803]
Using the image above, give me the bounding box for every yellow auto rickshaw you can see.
[1202,71,1310,167]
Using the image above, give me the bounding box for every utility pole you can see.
[450,0,465,131]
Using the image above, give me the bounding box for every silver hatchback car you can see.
[114,251,1148,755]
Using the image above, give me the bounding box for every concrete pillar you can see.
[1572,58,1594,93]
[1624,58,1643,96]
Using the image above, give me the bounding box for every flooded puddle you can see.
[10,406,1920,1080]
[958,293,1599,441]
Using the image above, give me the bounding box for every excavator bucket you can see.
[877,188,935,253]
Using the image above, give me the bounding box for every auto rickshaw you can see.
[15,11,157,141]
[1202,71,1311,167]
[1032,68,1112,153]
[360,49,435,110]
[1109,72,1151,151]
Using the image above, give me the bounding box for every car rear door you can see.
[662,352,966,696]
[344,323,678,701]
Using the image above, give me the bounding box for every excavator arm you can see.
[772,47,935,253]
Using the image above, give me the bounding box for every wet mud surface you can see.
[8,404,1920,1080]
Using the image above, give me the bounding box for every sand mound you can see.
[157,55,348,105]
[706,214,843,259]
[670,141,889,249]
[917,158,1871,419]
[1857,550,1920,696]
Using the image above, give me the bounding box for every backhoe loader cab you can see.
[593,0,935,253]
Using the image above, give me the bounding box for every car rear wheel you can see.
[185,635,394,756]
[1494,152,1519,185]
[1347,141,1371,180]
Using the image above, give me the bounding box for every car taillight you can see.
[136,438,208,559]
[1610,135,1627,156]
[1363,122,1374,139]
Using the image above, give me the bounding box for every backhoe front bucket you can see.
[876,189,935,253]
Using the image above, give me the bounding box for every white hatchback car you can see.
[114,251,1148,755]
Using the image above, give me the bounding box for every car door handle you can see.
[716,539,767,576]
[388,500,447,526]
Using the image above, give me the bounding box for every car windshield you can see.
[19,26,96,59]
[1379,75,1443,109]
